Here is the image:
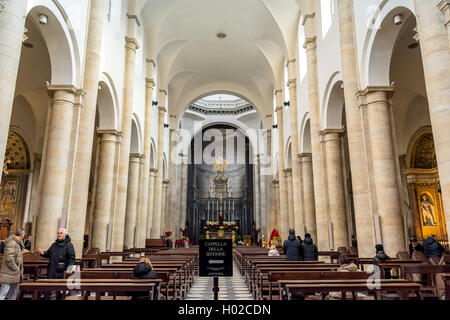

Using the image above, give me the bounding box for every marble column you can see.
[0,0,27,184]
[112,36,139,252]
[136,75,155,248]
[275,102,289,241]
[284,169,295,231]
[166,128,178,236]
[91,130,119,251]
[405,174,422,240]
[358,88,405,255]
[146,168,157,237]
[174,161,182,239]
[151,105,166,238]
[180,154,188,232]
[161,179,169,234]
[438,0,450,44]
[337,0,376,258]
[303,4,329,250]
[272,179,280,237]
[35,87,81,250]
[287,60,304,236]
[68,0,106,256]
[321,129,349,249]
[301,153,317,241]
[124,154,141,249]
[254,155,261,229]
[416,0,450,240]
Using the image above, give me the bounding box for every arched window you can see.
[321,0,334,38]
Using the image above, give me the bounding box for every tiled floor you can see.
[186,262,253,300]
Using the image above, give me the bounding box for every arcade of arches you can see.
[0,0,449,260]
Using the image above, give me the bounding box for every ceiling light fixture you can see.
[393,14,403,26]
[216,32,227,39]
[38,14,48,25]
[23,42,34,49]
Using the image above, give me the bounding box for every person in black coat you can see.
[373,244,392,279]
[282,230,303,261]
[302,233,318,261]
[423,235,445,259]
[38,228,75,300]
[129,258,157,300]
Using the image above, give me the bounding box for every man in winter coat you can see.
[0,229,25,300]
[302,233,318,261]
[423,235,445,259]
[282,230,303,261]
[38,228,75,300]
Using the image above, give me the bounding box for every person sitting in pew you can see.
[423,235,445,259]
[268,245,280,257]
[338,256,358,272]
[282,230,303,261]
[373,244,392,279]
[129,258,157,301]
[302,233,318,261]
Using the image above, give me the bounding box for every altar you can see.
[207,231,234,240]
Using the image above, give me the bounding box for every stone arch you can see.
[98,73,120,131]
[285,138,292,169]
[4,131,31,172]
[361,1,416,88]
[406,126,437,170]
[322,72,345,130]
[130,115,142,155]
[26,1,80,86]
[300,114,312,153]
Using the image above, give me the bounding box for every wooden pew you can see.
[442,274,450,300]
[402,264,450,298]
[19,281,158,300]
[284,282,422,300]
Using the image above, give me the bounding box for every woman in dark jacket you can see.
[282,231,303,261]
[130,258,157,300]
[302,233,318,261]
[423,235,444,259]
[373,244,392,279]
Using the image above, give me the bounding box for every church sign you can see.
[199,239,233,277]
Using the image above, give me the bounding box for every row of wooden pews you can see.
[234,246,450,300]
[16,247,199,300]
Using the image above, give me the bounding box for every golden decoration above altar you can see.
[213,157,227,172]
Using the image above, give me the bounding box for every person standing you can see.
[302,233,318,261]
[38,228,75,300]
[282,230,303,261]
[423,235,445,259]
[0,229,25,300]
[23,236,32,252]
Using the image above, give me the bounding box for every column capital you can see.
[299,153,313,162]
[158,106,167,113]
[145,78,155,88]
[146,58,156,67]
[303,36,317,50]
[97,129,120,136]
[357,86,395,109]
[272,179,279,185]
[47,84,84,97]
[287,78,297,88]
[283,168,292,175]
[275,106,284,113]
[163,179,170,185]
[301,12,316,26]
[438,0,450,12]
[286,59,296,68]
[150,168,158,173]
[274,89,283,95]
[125,36,140,51]
[319,128,346,136]
[130,153,144,159]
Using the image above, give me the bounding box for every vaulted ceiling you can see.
[138,0,302,124]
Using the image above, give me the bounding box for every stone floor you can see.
[186,262,253,300]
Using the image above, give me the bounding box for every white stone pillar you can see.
[179,154,188,232]
[146,168,157,237]
[301,153,317,241]
[151,105,166,238]
[35,87,81,250]
[303,3,329,250]
[68,0,106,256]
[91,130,119,251]
[136,75,155,248]
[287,59,304,236]
[284,169,295,231]
[358,87,405,256]
[0,0,27,185]
[124,154,141,249]
[254,155,261,229]
[438,0,450,44]
[112,36,139,252]
[321,129,349,249]
[337,0,377,257]
[416,0,450,240]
